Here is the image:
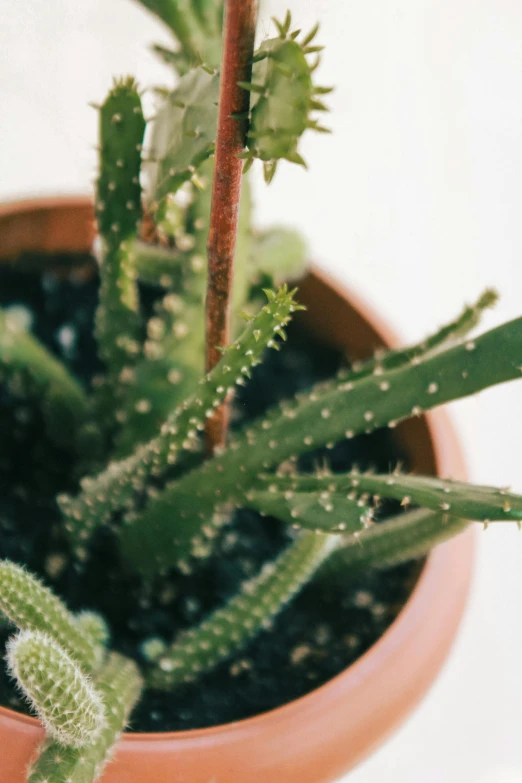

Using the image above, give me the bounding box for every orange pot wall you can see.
[0,199,474,783]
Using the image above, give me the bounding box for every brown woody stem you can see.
[205,0,258,454]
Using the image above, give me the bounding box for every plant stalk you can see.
[205,0,258,453]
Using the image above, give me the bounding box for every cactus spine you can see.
[6,631,106,748]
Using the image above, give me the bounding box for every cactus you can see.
[148,66,219,216]
[0,309,89,449]
[240,13,331,182]
[118,315,522,575]
[59,287,302,555]
[251,471,522,525]
[6,630,106,748]
[27,653,143,783]
[148,532,339,689]
[0,561,99,672]
[2,5,522,781]
[95,78,145,384]
[321,508,470,576]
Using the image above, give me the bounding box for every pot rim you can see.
[0,195,473,746]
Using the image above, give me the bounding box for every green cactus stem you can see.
[0,309,89,450]
[6,630,106,748]
[95,77,145,391]
[241,13,331,182]
[0,561,98,672]
[321,508,470,577]
[254,471,522,524]
[148,532,339,690]
[148,66,219,215]
[244,486,372,533]
[119,315,522,575]
[59,287,302,555]
[27,653,143,783]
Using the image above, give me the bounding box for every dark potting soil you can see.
[0,254,420,732]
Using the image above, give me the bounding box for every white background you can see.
[0,1,521,781]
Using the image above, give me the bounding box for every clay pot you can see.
[0,197,474,783]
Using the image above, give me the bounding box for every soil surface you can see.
[0,255,419,731]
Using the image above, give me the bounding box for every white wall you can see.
[0,1,521,780]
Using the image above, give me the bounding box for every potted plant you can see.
[0,2,521,782]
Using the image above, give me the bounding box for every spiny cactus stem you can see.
[205,0,258,453]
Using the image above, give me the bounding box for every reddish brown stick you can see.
[205,0,258,453]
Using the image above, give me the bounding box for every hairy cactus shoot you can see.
[0,4,521,782]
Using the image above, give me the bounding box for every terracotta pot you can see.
[0,197,474,783]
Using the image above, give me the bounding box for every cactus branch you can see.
[255,471,522,523]
[6,631,106,748]
[60,288,300,555]
[148,532,338,690]
[0,561,98,672]
[95,77,145,395]
[0,309,89,449]
[27,653,143,783]
[205,0,258,452]
[320,508,470,577]
[119,316,522,575]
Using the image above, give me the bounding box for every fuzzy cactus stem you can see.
[0,561,98,672]
[205,0,258,453]
[27,653,143,783]
[6,631,106,748]
[148,532,338,690]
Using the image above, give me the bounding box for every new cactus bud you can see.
[6,631,106,748]
[0,561,98,672]
[242,13,331,182]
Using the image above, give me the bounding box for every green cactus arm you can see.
[134,240,185,288]
[255,471,522,523]
[342,288,499,384]
[0,309,89,449]
[249,226,308,286]
[119,315,522,575]
[6,631,106,748]
[0,561,98,672]
[95,77,145,388]
[148,67,219,217]
[320,509,470,577]
[59,287,302,555]
[244,486,372,533]
[242,15,331,182]
[147,532,339,690]
[27,653,143,783]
